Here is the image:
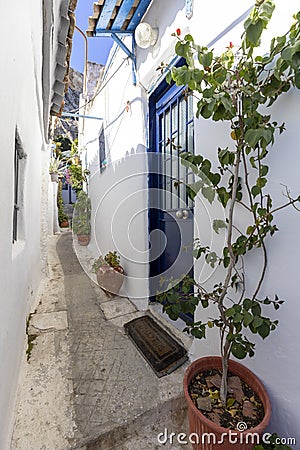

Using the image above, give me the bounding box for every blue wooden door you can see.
[149,83,194,317]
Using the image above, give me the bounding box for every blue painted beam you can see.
[131,35,137,86]
[112,0,135,29]
[61,112,103,120]
[110,34,137,85]
[127,0,152,31]
[95,29,133,36]
[111,33,134,60]
[96,0,118,31]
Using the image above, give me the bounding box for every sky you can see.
[70,0,113,73]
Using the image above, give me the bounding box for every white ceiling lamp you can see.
[134,22,158,49]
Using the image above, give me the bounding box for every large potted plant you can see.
[72,190,91,245]
[157,2,300,448]
[93,251,124,295]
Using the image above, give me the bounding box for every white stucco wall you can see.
[190,87,300,441]
[84,0,300,441]
[0,1,65,447]
[82,50,150,309]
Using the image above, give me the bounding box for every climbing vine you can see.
[157,1,300,403]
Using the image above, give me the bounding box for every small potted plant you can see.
[59,215,69,228]
[49,156,61,182]
[72,191,91,245]
[74,223,91,245]
[157,2,300,448]
[93,251,124,295]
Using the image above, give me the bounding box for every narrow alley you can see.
[11,232,191,449]
[2,1,300,448]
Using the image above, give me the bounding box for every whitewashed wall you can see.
[84,0,300,441]
[82,51,150,309]
[0,1,64,447]
[191,88,300,441]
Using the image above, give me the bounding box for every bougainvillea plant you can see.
[157,0,300,404]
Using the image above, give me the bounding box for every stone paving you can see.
[64,203,75,224]
[11,232,192,449]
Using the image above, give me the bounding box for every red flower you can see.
[176,28,181,36]
[229,41,234,48]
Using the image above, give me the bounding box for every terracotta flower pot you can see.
[183,356,271,450]
[60,220,69,228]
[77,235,90,246]
[96,265,124,294]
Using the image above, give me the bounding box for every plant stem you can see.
[219,143,242,403]
[241,147,254,213]
[252,241,268,300]
[221,338,230,404]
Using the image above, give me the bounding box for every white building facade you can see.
[82,0,300,441]
[0,0,75,446]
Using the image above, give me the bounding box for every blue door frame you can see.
[148,70,194,322]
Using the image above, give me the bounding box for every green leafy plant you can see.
[72,190,91,236]
[92,256,106,272]
[104,251,121,268]
[67,163,90,194]
[68,163,84,193]
[49,156,62,174]
[52,136,89,194]
[26,312,37,361]
[53,134,72,153]
[92,251,122,272]
[57,180,68,225]
[157,0,300,405]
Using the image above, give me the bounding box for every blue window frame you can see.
[156,84,194,211]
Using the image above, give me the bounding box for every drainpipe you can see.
[75,25,88,97]
[75,25,89,192]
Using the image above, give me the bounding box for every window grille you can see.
[99,128,107,172]
[12,129,26,243]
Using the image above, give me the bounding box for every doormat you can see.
[124,315,188,378]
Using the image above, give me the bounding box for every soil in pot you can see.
[184,357,271,450]
[189,369,264,430]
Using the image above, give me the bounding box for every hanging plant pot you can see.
[77,234,90,246]
[50,172,58,182]
[96,264,124,294]
[183,356,271,450]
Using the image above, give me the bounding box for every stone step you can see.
[83,400,192,450]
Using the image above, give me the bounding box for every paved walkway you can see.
[12,233,192,449]
[63,203,74,223]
